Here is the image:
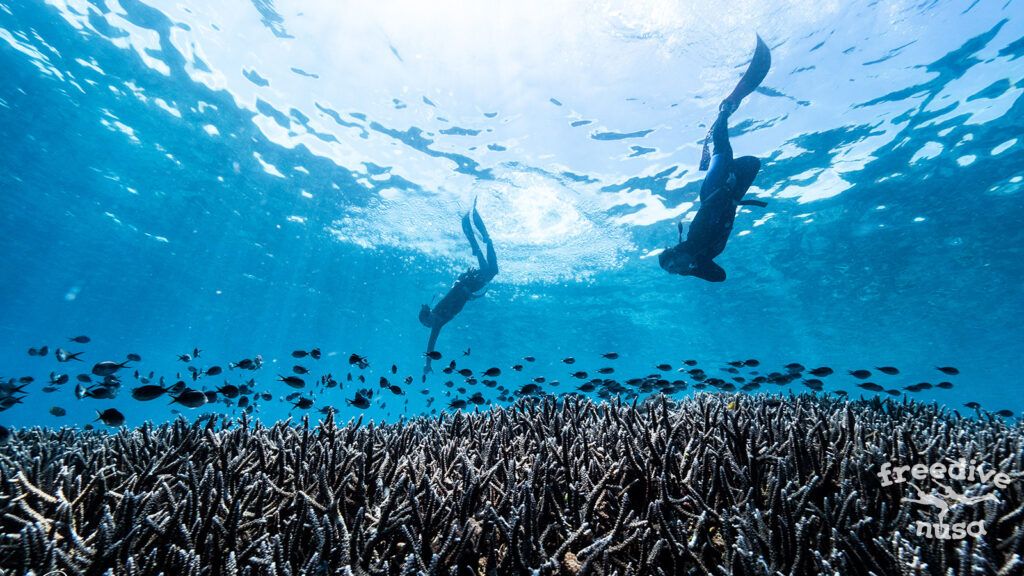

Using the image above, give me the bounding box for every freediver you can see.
[420,199,498,375]
[659,36,771,282]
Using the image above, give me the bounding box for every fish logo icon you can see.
[901,482,998,524]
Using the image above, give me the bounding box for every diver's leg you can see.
[471,200,497,274]
[462,211,486,267]
[483,237,497,276]
[711,108,733,161]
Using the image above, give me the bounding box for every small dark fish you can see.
[49,406,66,417]
[178,354,192,362]
[885,389,901,396]
[602,353,619,360]
[292,365,309,375]
[876,366,899,375]
[533,377,546,383]
[131,385,168,401]
[292,350,309,358]
[347,393,370,409]
[963,402,981,410]
[238,396,250,408]
[126,353,142,362]
[578,382,595,392]
[77,374,92,383]
[744,359,760,367]
[95,408,125,426]
[56,348,84,362]
[50,373,69,385]
[484,367,501,377]
[171,389,208,408]
[524,356,536,362]
[391,364,398,374]
[69,335,91,343]
[571,371,588,379]
[785,363,804,372]
[389,385,404,395]
[87,386,116,399]
[683,360,698,366]
[293,397,314,410]
[849,370,871,379]
[348,354,369,368]
[995,409,1014,418]
[809,367,833,377]
[598,367,615,374]
[193,348,202,358]
[463,348,471,356]
[727,361,745,367]
[41,386,57,393]
[425,351,442,360]
[656,364,672,372]
[83,424,93,431]
[27,347,38,356]
[458,368,473,377]
[562,357,575,364]
[936,381,954,390]
[512,364,523,372]
[404,376,413,385]
[857,382,884,392]
[205,366,223,376]
[217,384,240,398]
[204,391,218,403]
[310,348,322,360]
[937,366,959,376]
[231,358,257,370]
[261,392,272,401]
[278,375,305,388]
[449,398,467,410]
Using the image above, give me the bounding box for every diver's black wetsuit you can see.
[659,103,763,282]
[420,202,497,374]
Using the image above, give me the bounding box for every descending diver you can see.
[659,35,772,282]
[420,199,498,375]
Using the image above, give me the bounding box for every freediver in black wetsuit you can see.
[420,199,498,375]
[659,35,771,282]
[658,100,766,282]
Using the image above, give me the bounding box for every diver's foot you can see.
[719,99,737,116]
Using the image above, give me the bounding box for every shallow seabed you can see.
[2,393,1021,576]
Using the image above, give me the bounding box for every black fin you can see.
[738,199,768,208]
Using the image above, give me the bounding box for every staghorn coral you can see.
[0,393,1021,575]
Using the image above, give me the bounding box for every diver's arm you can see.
[423,325,441,375]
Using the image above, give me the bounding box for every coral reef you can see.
[1,393,1021,575]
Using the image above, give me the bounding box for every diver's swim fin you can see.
[724,35,772,108]
[738,199,768,208]
[700,35,772,171]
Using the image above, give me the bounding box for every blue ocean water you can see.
[0,0,1022,429]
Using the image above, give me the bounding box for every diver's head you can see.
[418,304,433,327]
[658,244,697,276]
